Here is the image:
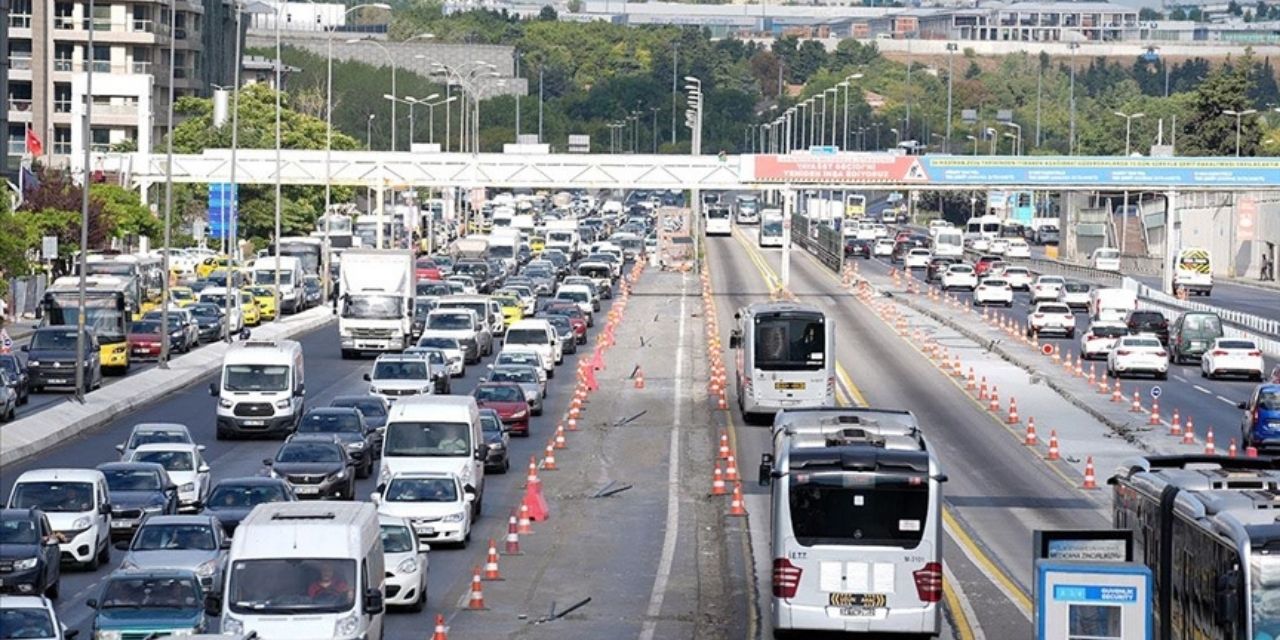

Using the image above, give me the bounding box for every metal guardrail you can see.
[791,213,842,273]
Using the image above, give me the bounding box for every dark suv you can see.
[1125,310,1170,345]
[0,508,62,598]
[24,326,102,392]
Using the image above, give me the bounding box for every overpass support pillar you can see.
[781,186,794,289]
[1162,189,1179,295]
[374,183,386,249]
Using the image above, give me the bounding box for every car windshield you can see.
[558,291,588,303]
[299,412,362,433]
[10,482,94,512]
[373,360,429,380]
[1219,340,1257,350]
[134,450,194,472]
[128,429,190,448]
[1124,338,1163,348]
[498,354,538,367]
[101,576,200,609]
[224,364,289,392]
[130,321,162,334]
[476,385,523,403]
[103,468,162,492]
[332,398,387,418]
[491,368,535,383]
[480,414,502,434]
[1259,391,1280,410]
[229,558,356,614]
[0,519,40,545]
[132,523,217,551]
[0,607,54,639]
[189,304,221,318]
[1064,283,1090,293]
[506,329,547,345]
[343,295,403,320]
[417,283,451,297]
[546,318,572,334]
[428,314,473,331]
[208,483,287,508]
[385,477,458,502]
[753,314,826,371]
[380,524,415,553]
[30,330,80,350]
[276,443,342,463]
[1182,314,1223,338]
[1091,325,1128,338]
[384,422,473,456]
[418,337,459,351]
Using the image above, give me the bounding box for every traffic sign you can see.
[1150,386,1162,400]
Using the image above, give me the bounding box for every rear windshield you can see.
[753,314,825,371]
[507,328,549,345]
[1091,325,1127,338]
[789,471,929,547]
[1259,391,1280,410]
[1218,340,1256,350]
[1181,314,1223,337]
[1038,305,1071,314]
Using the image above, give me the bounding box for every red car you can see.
[415,258,442,281]
[542,302,588,342]
[473,382,531,436]
[974,255,1002,277]
[127,320,166,360]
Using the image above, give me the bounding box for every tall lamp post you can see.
[425,95,456,145]
[684,77,703,155]
[839,73,863,150]
[1113,111,1145,156]
[945,42,958,153]
[1001,121,1023,155]
[1222,109,1257,157]
[347,38,401,150]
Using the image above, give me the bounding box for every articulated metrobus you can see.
[730,302,835,423]
[760,407,944,636]
[759,209,784,248]
[81,253,164,315]
[706,205,733,236]
[41,275,135,374]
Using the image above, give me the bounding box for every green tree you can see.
[90,184,162,243]
[0,187,36,284]
[538,5,557,20]
[1180,58,1260,156]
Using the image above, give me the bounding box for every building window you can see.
[9,40,33,70]
[9,0,32,28]
[92,45,111,72]
[54,2,74,29]
[175,52,187,79]
[53,127,72,155]
[54,43,74,71]
[54,84,72,113]
[8,82,33,113]
[175,12,187,39]
[91,128,111,152]
[91,3,112,30]
[8,125,27,157]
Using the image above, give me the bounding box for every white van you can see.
[197,287,244,333]
[7,468,113,569]
[379,396,485,515]
[504,319,562,367]
[1090,247,1121,272]
[554,284,596,315]
[221,502,385,640]
[251,255,305,314]
[1173,247,1213,296]
[933,229,964,258]
[211,339,306,439]
[1089,287,1138,323]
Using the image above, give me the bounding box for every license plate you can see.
[828,593,887,608]
[294,486,319,494]
[243,419,265,426]
[838,606,877,617]
[414,525,435,534]
[111,521,133,529]
[775,381,806,390]
[47,379,67,385]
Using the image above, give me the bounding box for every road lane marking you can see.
[1194,385,1213,394]
[639,271,688,640]
[1218,395,1238,406]
[943,563,985,640]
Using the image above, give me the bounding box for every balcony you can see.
[10,56,32,71]
[52,141,73,155]
[94,103,139,116]
[9,13,32,28]
[8,98,33,113]
[132,61,153,74]
[54,100,73,114]
[54,59,74,72]
[53,16,76,29]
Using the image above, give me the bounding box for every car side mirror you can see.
[197,445,207,452]
[86,598,98,609]
[262,458,273,466]
[729,331,741,350]
[1239,401,1249,410]
[198,464,210,473]
[220,537,232,549]
[99,503,112,515]
[209,383,219,396]
[364,588,385,615]
[758,453,775,487]
[370,492,382,504]
[115,444,125,453]
[296,384,305,397]
[65,630,79,640]
[363,373,372,382]
[204,593,222,617]
[19,345,27,352]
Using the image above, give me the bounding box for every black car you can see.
[1125,309,1170,345]
[302,275,323,308]
[844,238,872,260]
[264,435,356,500]
[96,462,179,543]
[295,407,376,479]
[187,303,226,343]
[544,315,578,355]
[201,477,296,536]
[23,325,102,391]
[480,408,510,473]
[926,256,961,282]
[0,508,61,598]
[453,260,493,293]
[0,353,30,405]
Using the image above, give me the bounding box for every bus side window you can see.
[729,330,742,349]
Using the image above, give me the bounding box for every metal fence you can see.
[791,212,842,273]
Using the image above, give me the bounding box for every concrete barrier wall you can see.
[1178,190,1280,280]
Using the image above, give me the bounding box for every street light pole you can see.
[1223,109,1257,156]
[1069,41,1079,155]
[273,4,283,321]
[159,0,178,365]
[75,0,97,401]
[1113,111,1145,156]
[945,42,957,153]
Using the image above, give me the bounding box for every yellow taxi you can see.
[246,286,278,321]
[239,290,263,326]
[530,235,546,253]
[169,286,196,307]
[196,256,229,279]
[493,294,524,327]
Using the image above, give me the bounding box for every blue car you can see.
[86,569,214,638]
[1240,384,1280,450]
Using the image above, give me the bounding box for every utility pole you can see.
[75,0,96,402]
[945,42,956,154]
[538,66,544,143]
[671,43,678,147]
[514,52,521,138]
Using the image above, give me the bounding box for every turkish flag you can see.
[25,127,43,157]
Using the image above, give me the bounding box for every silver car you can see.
[118,514,229,593]
[115,423,195,460]
[486,364,546,416]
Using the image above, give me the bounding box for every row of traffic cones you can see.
[701,264,747,518]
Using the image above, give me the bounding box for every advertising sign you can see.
[752,154,929,184]
[207,183,238,238]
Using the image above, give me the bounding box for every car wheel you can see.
[96,537,110,567]
[502,457,510,473]
[45,578,59,599]
[357,459,372,480]
[1157,372,1168,381]
[1201,368,1208,379]
[407,584,426,612]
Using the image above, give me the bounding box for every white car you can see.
[365,353,440,402]
[873,238,895,257]
[973,278,1014,307]
[554,284,597,315]
[989,238,1009,255]
[6,469,113,569]
[904,248,932,269]
[1002,266,1034,290]
[941,264,978,291]
[1058,282,1092,310]
[968,236,991,252]
[1080,321,1128,360]
[445,276,479,295]
[495,350,549,386]
[127,443,210,511]
[416,335,466,377]
[1107,335,1169,379]
[1200,338,1265,380]
[1030,275,1066,302]
[1005,238,1032,258]
[379,515,430,611]
[872,224,889,239]
[0,595,74,640]
[373,471,474,547]
[1027,302,1076,338]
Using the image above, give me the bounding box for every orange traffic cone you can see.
[1007,397,1020,425]
[966,368,976,391]
[432,614,448,640]
[467,567,487,610]
[543,442,558,471]
[505,510,522,555]
[725,455,740,482]
[567,416,579,431]
[710,462,727,496]
[729,482,747,517]
[1046,430,1060,461]
[523,463,550,521]
[518,503,534,534]
[717,392,729,411]
[554,425,567,450]
[1248,446,1260,458]
[1183,418,1196,445]
[634,367,645,389]
[1149,401,1161,426]
[718,432,730,459]
[1024,417,1037,445]
[988,386,1000,413]
[483,539,503,581]
[978,377,988,400]
[1111,381,1123,403]
[1130,391,1142,413]
[1229,438,1238,458]
[1170,409,1182,436]
[1205,429,1217,456]
[525,456,539,488]
[1083,457,1098,490]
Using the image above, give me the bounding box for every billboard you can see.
[752,154,930,184]
[207,183,238,238]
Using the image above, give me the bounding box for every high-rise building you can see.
[5,0,241,170]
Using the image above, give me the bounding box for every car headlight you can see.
[348,441,365,450]
[443,511,466,523]
[275,398,292,409]
[13,557,39,571]
[488,442,505,450]
[334,612,361,637]
[167,630,195,637]
[397,557,419,574]
[334,470,348,481]
[180,482,195,492]
[27,360,40,367]
[196,559,218,577]
[221,618,243,635]
[72,516,92,530]
[96,630,124,640]
[143,504,166,514]
[511,410,528,419]
[219,397,233,409]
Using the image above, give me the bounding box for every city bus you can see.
[706,205,733,236]
[272,236,323,276]
[81,253,164,315]
[729,302,835,423]
[40,275,134,374]
[735,195,761,224]
[759,407,944,636]
[1112,455,1280,640]
[845,194,867,219]
[313,213,356,249]
[759,209,784,248]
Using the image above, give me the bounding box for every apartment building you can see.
[5,0,239,169]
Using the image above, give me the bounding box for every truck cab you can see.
[339,250,414,358]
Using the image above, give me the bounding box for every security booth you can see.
[1033,529,1153,640]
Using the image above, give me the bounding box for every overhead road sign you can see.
[753,154,929,184]
[920,156,1280,189]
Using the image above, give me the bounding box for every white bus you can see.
[729,302,835,423]
[759,408,944,636]
[735,195,761,224]
[706,205,733,236]
[759,209,784,248]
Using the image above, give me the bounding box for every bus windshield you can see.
[1252,554,1280,637]
[761,218,783,236]
[753,314,825,371]
[44,294,126,339]
[789,471,929,547]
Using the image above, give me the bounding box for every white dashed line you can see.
[1194,385,1213,395]
[1218,395,1238,406]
